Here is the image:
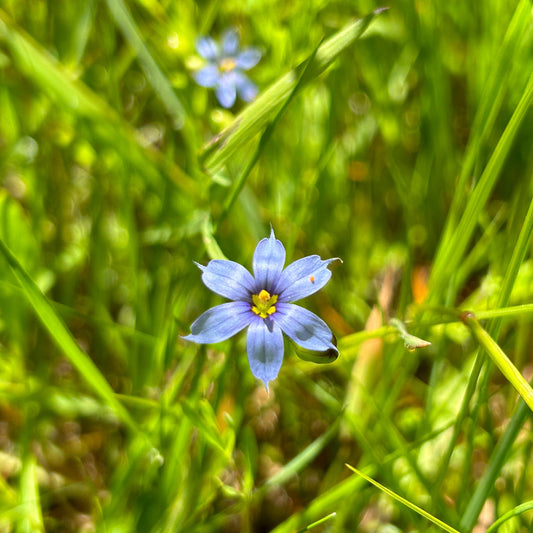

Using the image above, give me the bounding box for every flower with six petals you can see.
[183,230,339,389]
[194,28,261,108]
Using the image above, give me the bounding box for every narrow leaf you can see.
[201,8,387,173]
[345,464,460,533]
[462,312,533,413]
[0,237,138,433]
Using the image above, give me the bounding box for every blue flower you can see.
[183,229,339,388]
[194,28,261,108]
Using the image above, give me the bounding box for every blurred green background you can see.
[1,0,533,531]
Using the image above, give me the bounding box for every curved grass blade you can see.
[201,8,388,173]
[345,464,460,533]
[485,501,533,533]
[0,237,138,434]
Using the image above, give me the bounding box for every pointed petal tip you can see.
[194,261,206,271]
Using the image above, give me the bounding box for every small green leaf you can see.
[390,318,431,350]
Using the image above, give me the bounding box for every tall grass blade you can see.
[430,71,533,297]
[345,465,460,533]
[201,8,387,173]
[0,237,138,433]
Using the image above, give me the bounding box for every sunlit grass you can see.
[0,1,533,532]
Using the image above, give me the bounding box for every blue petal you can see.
[246,316,284,388]
[274,256,339,302]
[197,259,255,300]
[215,73,237,108]
[236,48,261,70]
[183,301,252,344]
[222,28,239,56]
[196,36,219,60]
[252,228,286,292]
[234,72,258,102]
[273,303,337,352]
[194,65,220,88]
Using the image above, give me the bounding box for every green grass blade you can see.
[18,454,44,533]
[430,70,533,297]
[201,8,387,173]
[201,214,228,260]
[0,8,194,193]
[485,501,533,533]
[0,237,138,434]
[463,313,533,413]
[264,418,340,488]
[215,37,324,228]
[437,0,532,249]
[460,396,531,532]
[105,0,187,130]
[296,512,336,533]
[345,465,460,533]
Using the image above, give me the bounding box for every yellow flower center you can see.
[219,58,237,72]
[251,289,278,319]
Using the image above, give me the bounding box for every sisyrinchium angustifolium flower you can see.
[193,28,261,108]
[183,229,340,389]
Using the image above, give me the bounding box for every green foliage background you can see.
[1,0,533,531]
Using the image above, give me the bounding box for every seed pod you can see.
[293,334,339,364]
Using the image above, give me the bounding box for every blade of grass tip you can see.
[460,393,532,532]
[215,37,324,229]
[0,238,139,434]
[345,465,460,533]
[485,501,533,533]
[201,8,387,173]
[429,70,533,296]
[296,513,336,533]
[462,312,533,413]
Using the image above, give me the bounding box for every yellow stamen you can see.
[220,58,237,72]
[251,290,278,319]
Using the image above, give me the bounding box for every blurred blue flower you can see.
[183,229,339,389]
[194,28,261,108]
